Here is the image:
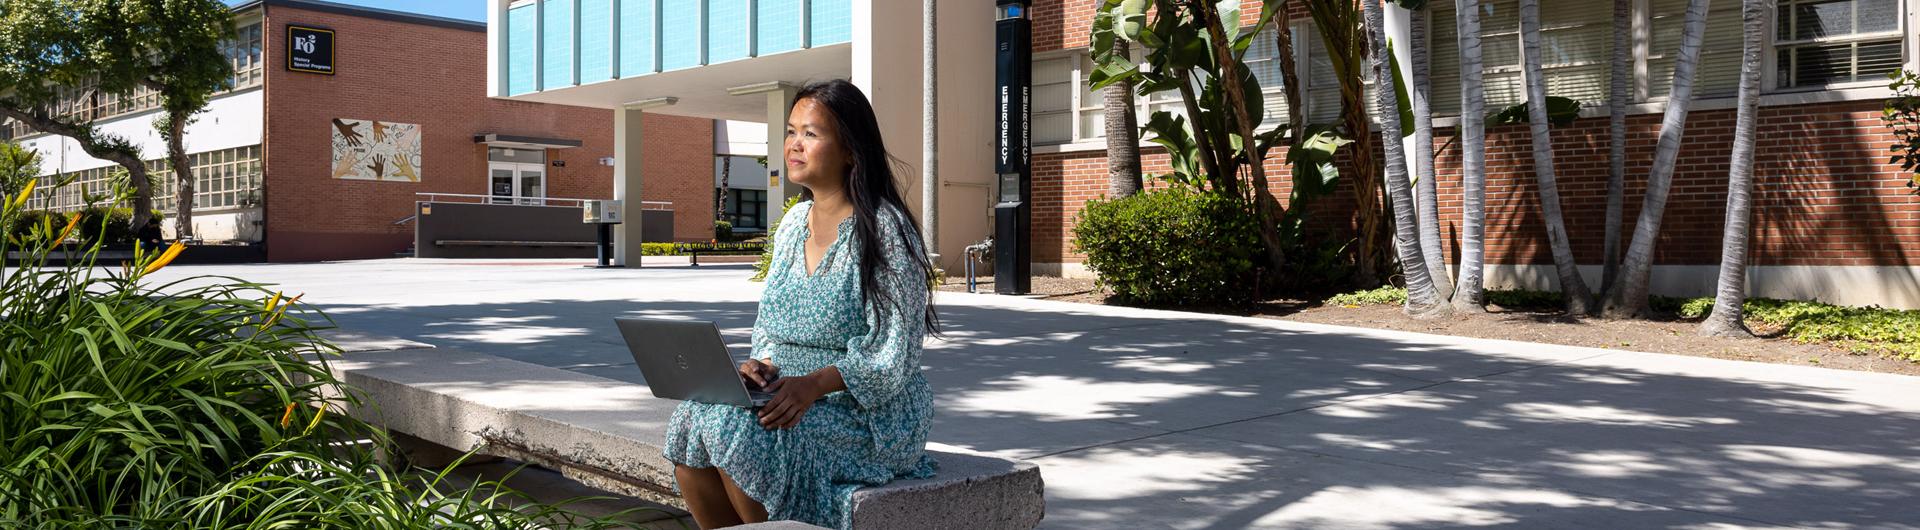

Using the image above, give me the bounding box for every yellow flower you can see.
[279,402,296,428]
[140,241,186,275]
[302,403,328,436]
[262,293,303,330]
[264,291,284,313]
[52,213,80,245]
[10,180,34,209]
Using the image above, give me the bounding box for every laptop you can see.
[615,317,775,408]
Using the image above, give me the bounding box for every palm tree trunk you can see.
[1601,0,1631,294]
[1606,0,1712,318]
[1451,0,1488,313]
[164,110,194,241]
[1410,6,1452,300]
[1106,40,1143,199]
[1306,1,1385,286]
[1701,0,1767,337]
[1520,0,1598,315]
[717,156,731,221]
[1365,0,1447,318]
[1196,1,1287,274]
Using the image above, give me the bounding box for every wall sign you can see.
[287,25,335,75]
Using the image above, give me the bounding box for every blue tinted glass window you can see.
[508,4,537,94]
[809,0,851,45]
[707,0,749,63]
[579,0,612,83]
[660,0,700,70]
[541,0,573,89]
[755,0,802,55]
[618,0,654,76]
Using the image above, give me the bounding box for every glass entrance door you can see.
[487,161,545,205]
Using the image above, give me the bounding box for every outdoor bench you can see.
[681,242,768,266]
[434,239,598,248]
[312,331,1045,530]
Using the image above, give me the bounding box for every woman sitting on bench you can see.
[663,79,942,529]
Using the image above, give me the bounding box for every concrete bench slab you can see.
[315,341,1044,529]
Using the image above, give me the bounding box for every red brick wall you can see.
[1035,99,1920,269]
[261,5,713,262]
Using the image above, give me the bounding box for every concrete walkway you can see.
[148,259,1920,529]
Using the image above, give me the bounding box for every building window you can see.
[1774,0,1906,89]
[1032,55,1075,144]
[726,188,767,229]
[26,145,261,213]
[1427,0,1907,112]
[226,22,265,90]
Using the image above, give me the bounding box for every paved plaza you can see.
[148,259,1920,529]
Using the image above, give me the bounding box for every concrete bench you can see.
[314,331,1045,530]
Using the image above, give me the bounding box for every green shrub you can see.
[641,242,680,256]
[715,219,734,242]
[0,200,659,526]
[1678,297,1920,361]
[7,207,162,249]
[752,195,804,282]
[1073,189,1261,305]
[1326,286,1407,306]
[1887,69,1920,193]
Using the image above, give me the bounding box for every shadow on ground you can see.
[303,294,1920,529]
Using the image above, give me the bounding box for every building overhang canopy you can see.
[497,44,851,122]
[473,134,583,150]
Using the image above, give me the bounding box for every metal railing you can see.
[414,192,672,211]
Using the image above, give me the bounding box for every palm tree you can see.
[1451,0,1488,313]
[1601,0,1631,293]
[1106,39,1143,199]
[1606,0,1712,318]
[1410,5,1452,300]
[1364,0,1447,318]
[1700,0,1768,337]
[1519,0,1598,314]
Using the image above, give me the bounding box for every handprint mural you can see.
[330,118,422,182]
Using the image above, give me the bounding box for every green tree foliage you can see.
[0,0,234,233]
[1073,189,1261,305]
[0,142,41,201]
[1888,69,1920,193]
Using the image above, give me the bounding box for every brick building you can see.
[479,0,1914,306]
[11,0,717,262]
[1024,0,1920,308]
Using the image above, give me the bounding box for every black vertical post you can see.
[596,223,613,267]
[994,0,1032,295]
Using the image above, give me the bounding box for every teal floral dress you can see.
[663,200,938,529]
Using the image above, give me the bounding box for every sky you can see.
[227,0,486,22]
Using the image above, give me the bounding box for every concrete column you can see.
[613,106,646,267]
[765,85,801,227]
[851,0,924,221]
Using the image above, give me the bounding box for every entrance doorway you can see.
[487,147,545,205]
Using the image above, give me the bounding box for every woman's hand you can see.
[738,359,779,389]
[758,366,846,430]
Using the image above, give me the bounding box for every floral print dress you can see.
[663,200,938,529]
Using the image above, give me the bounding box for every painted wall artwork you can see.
[330,118,422,182]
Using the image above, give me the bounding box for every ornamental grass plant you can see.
[0,185,664,528]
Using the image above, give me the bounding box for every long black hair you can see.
[793,79,942,337]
